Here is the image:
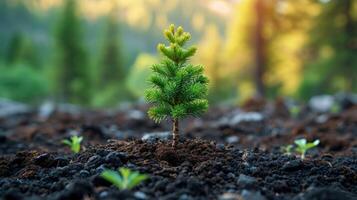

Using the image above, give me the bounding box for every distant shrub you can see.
[91,85,132,108]
[0,63,48,103]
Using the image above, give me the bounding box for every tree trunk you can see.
[254,0,266,98]
[172,118,179,146]
[343,0,353,91]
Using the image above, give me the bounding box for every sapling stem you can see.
[172,118,179,146]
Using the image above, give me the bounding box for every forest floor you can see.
[0,95,356,200]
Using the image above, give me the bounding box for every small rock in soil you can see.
[219,192,240,200]
[295,187,357,200]
[216,143,225,150]
[38,101,55,120]
[0,135,7,143]
[309,95,334,113]
[241,190,267,200]
[33,153,55,168]
[0,99,30,118]
[226,136,240,144]
[79,170,90,178]
[127,110,145,120]
[60,180,93,200]
[237,174,257,186]
[217,112,264,127]
[134,191,148,200]
[282,160,302,171]
[230,112,263,125]
[104,151,123,166]
[54,157,70,167]
[96,164,107,174]
[85,155,103,169]
[2,189,24,200]
[141,131,171,143]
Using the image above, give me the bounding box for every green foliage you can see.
[92,85,132,108]
[5,32,38,67]
[145,24,209,123]
[299,0,357,97]
[0,63,48,103]
[54,0,91,105]
[97,6,127,92]
[101,167,148,190]
[294,138,319,159]
[62,135,83,153]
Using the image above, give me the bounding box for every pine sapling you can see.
[145,24,209,146]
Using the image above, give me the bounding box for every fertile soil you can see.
[0,99,356,200]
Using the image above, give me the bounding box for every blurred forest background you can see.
[0,0,356,107]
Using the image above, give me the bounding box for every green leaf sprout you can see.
[330,102,341,114]
[294,138,319,159]
[281,144,293,155]
[101,167,148,190]
[62,135,83,153]
[289,105,301,118]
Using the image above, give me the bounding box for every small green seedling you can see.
[101,167,148,190]
[294,138,319,159]
[62,135,83,153]
[330,102,341,114]
[289,105,301,118]
[281,144,293,155]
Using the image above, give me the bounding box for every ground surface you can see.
[0,96,356,200]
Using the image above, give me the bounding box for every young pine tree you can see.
[145,24,209,146]
[54,0,90,105]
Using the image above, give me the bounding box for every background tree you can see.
[224,0,276,100]
[145,24,209,146]
[98,3,125,88]
[299,0,357,98]
[195,24,236,104]
[92,2,131,107]
[54,0,90,104]
[5,32,38,67]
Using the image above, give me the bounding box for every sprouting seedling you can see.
[145,24,209,146]
[294,138,319,159]
[281,144,293,155]
[62,135,83,153]
[289,105,301,118]
[101,167,148,190]
[330,102,340,114]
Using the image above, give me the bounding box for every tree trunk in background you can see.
[172,118,179,146]
[254,0,266,98]
[343,0,354,91]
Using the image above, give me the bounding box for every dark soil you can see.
[0,99,356,200]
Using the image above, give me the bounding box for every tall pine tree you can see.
[145,24,209,146]
[98,3,125,87]
[54,0,90,104]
